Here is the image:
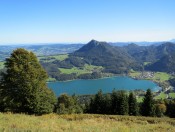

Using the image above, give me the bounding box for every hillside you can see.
[73,40,138,73]
[146,53,175,72]
[1,40,175,81]
[123,42,175,63]
[1,113,175,131]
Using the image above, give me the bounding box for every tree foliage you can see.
[55,94,83,114]
[140,89,155,116]
[0,48,56,114]
[128,92,138,116]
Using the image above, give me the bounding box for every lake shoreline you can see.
[48,76,161,96]
[47,74,134,83]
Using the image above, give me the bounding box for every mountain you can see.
[73,40,138,73]
[123,42,175,63]
[146,53,175,72]
[110,41,165,47]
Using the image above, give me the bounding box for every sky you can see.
[0,0,175,44]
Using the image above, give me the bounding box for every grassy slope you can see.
[51,54,69,61]
[38,54,68,62]
[153,72,172,82]
[169,93,175,98]
[59,64,103,75]
[0,113,175,132]
[0,61,4,70]
[154,92,167,100]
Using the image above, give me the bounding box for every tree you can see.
[55,94,83,114]
[111,90,119,114]
[141,89,155,116]
[117,91,129,115]
[111,90,128,115]
[87,89,106,114]
[165,100,175,118]
[0,48,56,114]
[128,92,138,116]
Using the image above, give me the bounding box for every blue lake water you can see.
[48,76,161,96]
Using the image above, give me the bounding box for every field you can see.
[153,72,172,82]
[38,54,69,62]
[169,93,175,98]
[129,71,172,82]
[0,113,175,132]
[137,96,144,102]
[0,61,4,69]
[59,64,103,75]
[154,92,167,100]
[144,61,151,66]
[129,70,141,77]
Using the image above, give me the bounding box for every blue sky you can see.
[0,0,175,44]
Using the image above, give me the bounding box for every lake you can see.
[48,76,161,96]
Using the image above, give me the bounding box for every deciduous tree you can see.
[0,48,56,114]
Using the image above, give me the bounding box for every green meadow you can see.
[0,61,4,69]
[59,64,103,75]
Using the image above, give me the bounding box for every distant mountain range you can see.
[0,44,83,61]
[73,40,175,73]
[1,39,175,80]
[1,39,175,61]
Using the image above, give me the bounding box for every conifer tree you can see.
[141,89,155,116]
[111,90,128,115]
[128,92,138,116]
[0,48,56,114]
[118,91,129,115]
[87,89,105,114]
[111,90,118,114]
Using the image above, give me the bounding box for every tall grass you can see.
[0,113,175,132]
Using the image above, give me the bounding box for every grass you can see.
[38,54,68,62]
[47,77,57,82]
[137,96,144,102]
[144,62,151,66]
[0,61,4,69]
[169,93,175,98]
[153,72,172,82]
[130,71,172,82]
[51,54,68,61]
[59,67,91,75]
[129,70,141,77]
[0,113,175,132]
[59,64,103,75]
[154,92,167,100]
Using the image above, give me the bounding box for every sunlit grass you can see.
[129,70,141,77]
[59,64,103,75]
[169,93,175,98]
[51,54,68,61]
[153,72,172,82]
[0,61,4,69]
[137,96,144,102]
[154,92,167,100]
[0,113,175,132]
[38,54,69,62]
[144,62,151,66]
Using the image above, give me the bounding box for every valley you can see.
[1,40,175,100]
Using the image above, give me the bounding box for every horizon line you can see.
[0,38,174,45]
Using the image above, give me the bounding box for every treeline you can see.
[85,89,175,118]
